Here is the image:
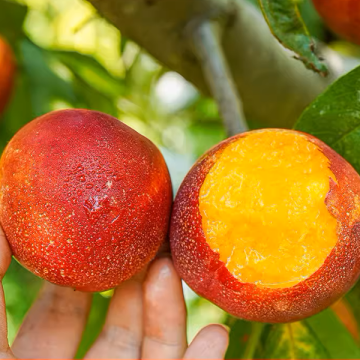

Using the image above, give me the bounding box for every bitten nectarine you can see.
[0,109,172,292]
[0,36,15,116]
[312,0,360,45]
[170,129,360,323]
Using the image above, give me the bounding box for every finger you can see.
[85,271,145,359]
[0,227,14,358]
[12,282,92,359]
[142,258,187,359]
[184,325,229,359]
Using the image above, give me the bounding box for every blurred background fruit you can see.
[0,36,15,116]
[312,0,360,45]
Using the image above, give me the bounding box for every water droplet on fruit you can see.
[78,175,86,182]
[86,183,94,189]
[75,165,84,172]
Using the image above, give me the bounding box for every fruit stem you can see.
[188,19,248,137]
[242,322,264,359]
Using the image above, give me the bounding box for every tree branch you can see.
[188,20,248,136]
[87,0,352,128]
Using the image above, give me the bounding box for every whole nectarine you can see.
[0,109,172,292]
[0,36,15,116]
[170,129,360,323]
[312,0,360,45]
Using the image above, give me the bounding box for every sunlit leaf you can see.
[253,309,360,359]
[54,51,125,98]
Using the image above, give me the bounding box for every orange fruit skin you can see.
[170,129,360,323]
[312,0,360,45]
[0,109,172,292]
[0,36,15,117]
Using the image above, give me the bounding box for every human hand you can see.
[0,227,229,359]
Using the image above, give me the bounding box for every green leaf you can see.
[305,309,360,359]
[0,0,27,44]
[20,39,77,116]
[75,294,110,359]
[346,282,360,335]
[120,35,129,55]
[258,0,328,75]
[294,65,360,174]
[298,0,326,41]
[225,317,255,359]
[253,309,360,359]
[72,75,119,117]
[0,70,34,152]
[3,260,42,344]
[257,322,328,359]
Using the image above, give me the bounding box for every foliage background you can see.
[1,0,360,358]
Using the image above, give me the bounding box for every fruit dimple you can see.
[199,130,338,289]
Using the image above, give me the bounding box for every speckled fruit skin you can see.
[312,0,360,45]
[0,36,15,116]
[170,129,360,323]
[0,109,172,292]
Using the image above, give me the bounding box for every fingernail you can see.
[158,260,172,279]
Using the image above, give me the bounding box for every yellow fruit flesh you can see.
[199,130,338,288]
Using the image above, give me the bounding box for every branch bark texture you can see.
[87,0,344,128]
[189,20,248,136]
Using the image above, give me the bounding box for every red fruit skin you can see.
[0,36,15,116]
[170,129,360,323]
[0,109,172,292]
[312,0,360,45]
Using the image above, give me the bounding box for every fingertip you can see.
[184,324,230,359]
[0,226,12,279]
[145,256,179,285]
[199,324,230,344]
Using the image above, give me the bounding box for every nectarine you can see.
[0,109,172,292]
[170,129,360,323]
[0,36,15,116]
[312,0,360,45]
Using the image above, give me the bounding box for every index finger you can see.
[0,226,11,279]
[0,226,14,358]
